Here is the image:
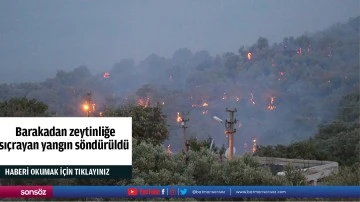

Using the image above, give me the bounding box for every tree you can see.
[54,66,92,86]
[257,37,269,50]
[323,163,360,185]
[135,84,164,104]
[295,35,312,48]
[283,164,307,185]
[337,91,359,122]
[314,122,360,166]
[223,52,239,70]
[187,136,219,153]
[103,105,169,145]
[172,48,193,67]
[111,58,136,75]
[0,97,49,117]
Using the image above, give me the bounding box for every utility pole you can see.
[87,92,92,117]
[225,108,237,160]
[84,92,92,117]
[181,112,190,152]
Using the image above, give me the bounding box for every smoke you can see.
[0,17,358,154]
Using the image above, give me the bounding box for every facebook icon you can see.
[161,189,165,195]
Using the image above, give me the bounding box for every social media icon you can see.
[169,188,177,195]
[161,189,165,195]
[128,188,138,196]
[180,188,187,195]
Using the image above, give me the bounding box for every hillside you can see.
[0,16,359,152]
[255,90,360,166]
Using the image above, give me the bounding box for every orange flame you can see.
[252,139,257,153]
[83,104,89,111]
[82,102,95,115]
[202,102,209,107]
[267,96,276,110]
[297,48,302,55]
[176,112,182,123]
[103,72,110,78]
[138,97,150,107]
[247,52,252,60]
[167,144,171,155]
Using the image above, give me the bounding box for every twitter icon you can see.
[180,189,187,195]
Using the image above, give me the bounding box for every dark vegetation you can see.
[0,17,359,200]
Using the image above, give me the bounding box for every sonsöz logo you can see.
[20,188,47,196]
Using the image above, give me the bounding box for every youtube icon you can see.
[128,188,138,196]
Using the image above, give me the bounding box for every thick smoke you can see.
[0,17,358,154]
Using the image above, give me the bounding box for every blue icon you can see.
[180,189,187,195]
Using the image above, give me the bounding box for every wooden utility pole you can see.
[225,108,237,160]
[181,112,190,152]
[85,92,92,117]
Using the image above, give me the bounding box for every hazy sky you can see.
[0,0,359,82]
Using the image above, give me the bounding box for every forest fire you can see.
[297,47,302,55]
[83,104,89,111]
[138,97,150,107]
[167,144,172,155]
[267,96,276,110]
[247,52,252,60]
[82,102,96,115]
[176,112,182,123]
[252,139,257,153]
[191,102,209,108]
[103,72,110,78]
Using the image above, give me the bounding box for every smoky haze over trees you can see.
[0,16,358,153]
[0,0,359,83]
